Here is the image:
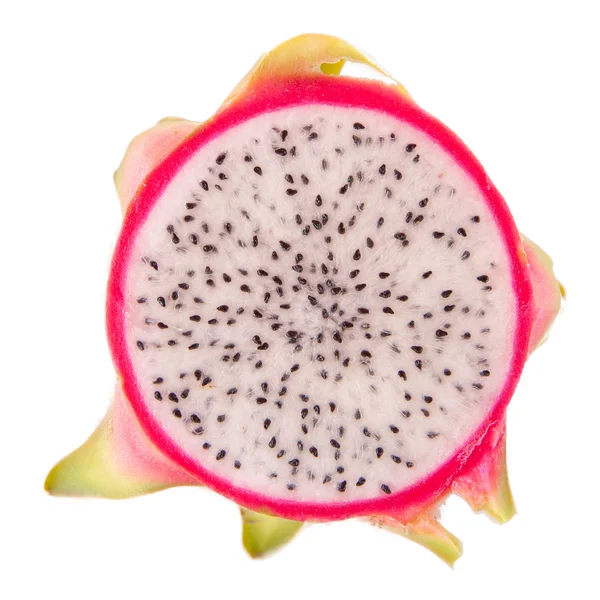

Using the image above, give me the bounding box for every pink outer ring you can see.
[107,76,533,521]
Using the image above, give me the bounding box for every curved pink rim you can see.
[107,76,533,521]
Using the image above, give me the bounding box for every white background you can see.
[2,1,598,598]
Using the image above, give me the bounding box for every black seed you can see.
[444,305,456,312]
[472,215,481,223]
[381,484,392,495]
[216,450,226,461]
[288,458,300,467]
[310,447,319,457]
[436,329,448,338]
[480,370,491,377]
[406,143,416,152]
[376,447,384,459]
[263,418,272,430]
[253,166,263,176]
[424,395,433,404]
[379,290,391,299]
[337,481,347,492]
[256,397,267,405]
[366,237,374,249]
[339,184,348,194]
[234,461,241,469]
[432,231,445,239]
[352,135,362,146]
[379,164,386,175]
[330,439,341,450]
[353,122,365,130]
[227,387,237,395]
[411,346,423,354]
[422,271,432,279]
[462,332,472,339]
[462,251,471,260]
[203,245,216,253]
[419,198,429,208]
[202,377,212,386]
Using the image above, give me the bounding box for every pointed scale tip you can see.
[45,385,198,499]
[370,513,463,567]
[241,507,304,559]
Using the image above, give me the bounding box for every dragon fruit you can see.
[45,34,563,564]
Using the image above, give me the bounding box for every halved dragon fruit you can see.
[45,34,563,564]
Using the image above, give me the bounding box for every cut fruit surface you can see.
[108,77,532,520]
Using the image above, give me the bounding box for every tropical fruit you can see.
[46,34,563,564]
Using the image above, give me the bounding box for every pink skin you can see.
[114,118,199,214]
[107,76,534,522]
[523,237,563,354]
[110,384,199,488]
[451,416,512,519]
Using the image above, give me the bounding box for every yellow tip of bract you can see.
[373,514,463,567]
[219,33,411,112]
[44,410,170,499]
[240,508,304,559]
[483,469,517,524]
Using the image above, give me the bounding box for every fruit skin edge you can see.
[45,34,563,562]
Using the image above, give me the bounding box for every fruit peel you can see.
[522,236,564,354]
[114,117,199,214]
[240,508,304,559]
[452,418,516,524]
[370,511,463,567]
[219,33,411,111]
[45,385,198,499]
